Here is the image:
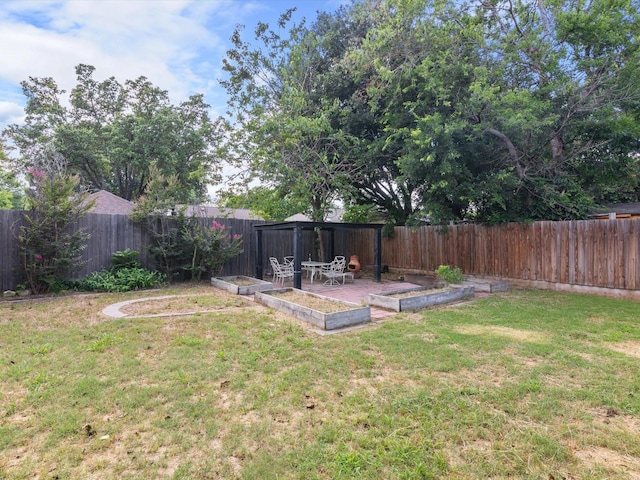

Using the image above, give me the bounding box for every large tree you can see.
[3,64,222,202]
[220,7,373,223]
[364,0,640,223]
[226,0,640,225]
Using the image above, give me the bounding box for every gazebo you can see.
[254,221,383,289]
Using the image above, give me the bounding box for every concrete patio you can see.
[287,275,426,319]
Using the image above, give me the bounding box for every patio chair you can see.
[335,256,355,284]
[283,256,294,266]
[320,256,352,285]
[270,257,294,286]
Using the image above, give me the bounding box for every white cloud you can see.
[0,0,233,112]
[0,0,347,122]
[0,0,348,185]
[0,101,25,128]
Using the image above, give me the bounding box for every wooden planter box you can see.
[368,285,475,312]
[211,275,273,295]
[461,277,509,293]
[254,288,371,330]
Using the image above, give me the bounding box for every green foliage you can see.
[341,204,383,223]
[183,218,244,278]
[219,0,640,224]
[435,265,465,284]
[3,64,222,203]
[132,172,243,281]
[110,248,141,270]
[72,249,165,293]
[0,189,13,209]
[220,9,365,223]
[219,186,307,221]
[74,267,166,293]
[0,139,25,209]
[18,153,93,294]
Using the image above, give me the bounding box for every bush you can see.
[71,249,165,292]
[110,248,141,270]
[435,265,465,284]
[18,156,93,294]
[75,267,166,293]
[131,172,243,281]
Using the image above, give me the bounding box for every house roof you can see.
[254,220,383,232]
[182,205,264,220]
[84,192,265,219]
[86,190,135,215]
[591,203,640,218]
[284,208,344,222]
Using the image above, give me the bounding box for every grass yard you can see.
[1,285,640,479]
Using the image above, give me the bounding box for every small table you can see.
[301,261,331,284]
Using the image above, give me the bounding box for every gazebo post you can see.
[374,227,382,282]
[255,229,263,280]
[293,225,303,289]
[328,229,335,261]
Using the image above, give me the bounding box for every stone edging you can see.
[101,294,250,319]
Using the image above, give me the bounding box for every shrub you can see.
[110,249,141,270]
[435,265,465,284]
[75,267,166,293]
[131,171,243,281]
[72,250,166,292]
[18,154,93,294]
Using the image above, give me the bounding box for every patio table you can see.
[301,261,331,284]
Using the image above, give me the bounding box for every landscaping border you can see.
[368,285,475,312]
[211,275,273,295]
[254,288,371,330]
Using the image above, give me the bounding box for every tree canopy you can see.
[3,64,222,203]
[0,139,23,209]
[220,0,640,225]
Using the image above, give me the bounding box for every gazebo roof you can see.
[254,220,383,232]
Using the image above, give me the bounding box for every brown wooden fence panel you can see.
[346,219,640,291]
[628,221,639,290]
[0,210,24,292]
[1,212,265,290]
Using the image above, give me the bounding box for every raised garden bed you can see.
[460,277,509,293]
[368,285,475,312]
[404,273,443,288]
[254,288,370,330]
[211,275,273,295]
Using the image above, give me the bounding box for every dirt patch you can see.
[447,438,493,468]
[121,294,248,316]
[454,324,548,343]
[585,315,608,325]
[574,446,640,479]
[388,287,450,299]
[439,362,514,390]
[584,406,640,433]
[608,341,640,359]
[405,333,437,342]
[226,278,259,286]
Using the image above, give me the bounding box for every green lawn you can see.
[1,286,640,479]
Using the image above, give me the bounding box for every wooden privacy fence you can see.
[3,211,640,293]
[0,211,266,292]
[348,220,640,291]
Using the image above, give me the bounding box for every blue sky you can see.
[0,0,349,131]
